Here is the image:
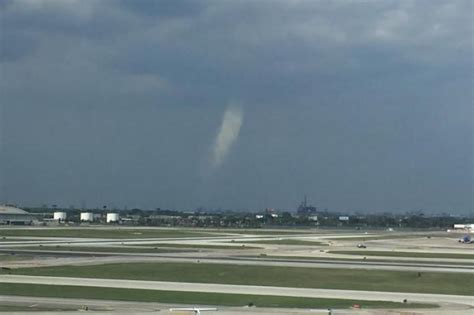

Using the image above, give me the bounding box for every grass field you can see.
[0,283,436,309]
[250,255,474,266]
[326,233,462,241]
[19,246,188,254]
[0,305,70,312]
[133,243,260,250]
[19,244,258,252]
[238,239,327,246]
[329,250,474,259]
[215,229,320,235]
[0,228,223,239]
[0,304,83,312]
[0,254,31,261]
[7,262,474,295]
[0,238,32,242]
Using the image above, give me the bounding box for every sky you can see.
[0,0,472,213]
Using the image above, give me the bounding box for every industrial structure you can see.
[106,213,120,223]
[53,211,67,222]
[454,224,474,230]
[296,196,317,216]
[0,205,35,225]
[80,212,94,222]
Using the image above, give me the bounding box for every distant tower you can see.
[297,195,317,216]
[80,199,87,211]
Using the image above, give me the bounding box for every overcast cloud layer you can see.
[0,0,472,213]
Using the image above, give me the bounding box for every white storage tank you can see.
[106,213,119,223]
[80,212,94,222]
[454,224,474,230]
[53,212,67,221]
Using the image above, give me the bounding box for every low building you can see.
[0,205,35,225]
[454,224,474,230]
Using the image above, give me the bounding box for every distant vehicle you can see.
[169,307,217,315]
[357,244,367,248]
[458,235,473,244]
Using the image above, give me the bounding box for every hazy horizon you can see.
[1,1,472,214]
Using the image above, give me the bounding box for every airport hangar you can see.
[0,205,35,225]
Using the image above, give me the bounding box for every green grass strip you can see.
[329,250,474,259]
[133,243,259,250]
[0,229,222,239]
[238,239,327,246]
[252,255,474,266]
[19,246,186,254]
[7,262,474,296]
[0,283,436,309]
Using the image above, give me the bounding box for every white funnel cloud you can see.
[210,104,243,170]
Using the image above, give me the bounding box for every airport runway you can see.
[2,249,473,273]
[1,275,473,307]
[1,228,472,314]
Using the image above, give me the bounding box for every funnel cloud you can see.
[210,105,243,170]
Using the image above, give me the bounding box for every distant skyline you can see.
[1,0,472,213]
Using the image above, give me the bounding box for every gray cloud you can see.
[117,0,205,18]
[0,0,472,213]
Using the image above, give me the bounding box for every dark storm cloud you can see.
[0,30,37,62]
[108,0,472,104]
[0,0,472,213]
[117,0,205,18]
